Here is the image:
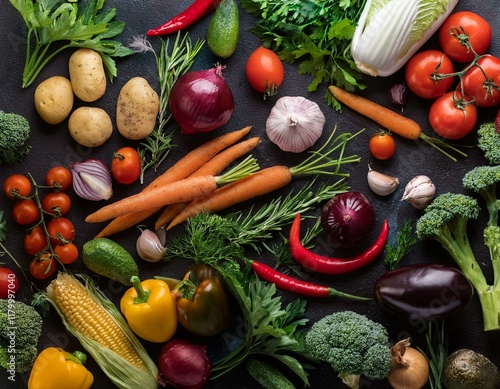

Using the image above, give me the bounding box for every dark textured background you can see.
[1,1,499,388]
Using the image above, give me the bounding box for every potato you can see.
[69,48,107,102]
[68,107,113,147]
[116,77,159,140]
[34,76,74,125]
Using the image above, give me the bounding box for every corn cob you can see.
[45,272,158,389]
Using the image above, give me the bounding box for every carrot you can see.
[329,85,467,161]
[154,136,261,229]
[86,156,259,223]
[166,128,362,230]
[94,126,252,238]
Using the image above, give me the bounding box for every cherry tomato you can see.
[429,91,478,140]
[12,199,40,225]
[369,132,396,160]
[462,55,500,108]
[404,50,455,99]
[29,253,57,280]
[46,166,73,191]
[111,147,141,185]
[246,46,285,96]
[3,174,32,199]
[24,226,49,256]
[42,191,71,216]
[438,11,492,63]
[0,268,19,299]
[47,217,76,246]
[54,242,79,265]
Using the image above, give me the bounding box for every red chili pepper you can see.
[248,260,370,301]
[289,214,389,275]
[147,0,220,37]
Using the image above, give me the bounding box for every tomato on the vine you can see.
[12,199,40,225]
[404,50,455,99]
[29,253,57,280]
[54,242,79,265]
[42,191,72,216]
[111,147,141,185]
[0,268,19,299]
[24,226,49,256]
[3,174,32,199]
[46,166,73,191]
[246,46,284,96]
[462,55,500,108]
[438,11,492,63]
[369,132,396,160]
[47,217,75,246]
[428,91,477,140]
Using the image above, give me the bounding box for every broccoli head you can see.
[0,110,31,165]
[304,310,391,387]
[0,344,38,373]
[463,165,500,226]
[477,122,500,166]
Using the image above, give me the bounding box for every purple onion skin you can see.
[321,191,375,248]
[169,65,234,135]
[390,82,409,108]
[374,263,474,322]
[158,338,211,389]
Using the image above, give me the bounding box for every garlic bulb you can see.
[367,166,399,196]
[401,175,436,210]
[266,96,325,153]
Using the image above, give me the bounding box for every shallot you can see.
[70,159,113,201]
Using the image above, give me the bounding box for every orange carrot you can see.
[154,136,261,229]
[94,126,252,238]
[329,85,467,161]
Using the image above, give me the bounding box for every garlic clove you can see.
[401,175,436,210]
[136,228,167,262]
[367,167,399,196]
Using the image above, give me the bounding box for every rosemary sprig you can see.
[419,320,448,389]
[384,219,417,270]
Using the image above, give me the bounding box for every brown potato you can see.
[34,76,74,125]
[68,107,113,147]
[69,48,107,102]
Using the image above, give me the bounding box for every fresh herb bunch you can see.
[384,219,417,270]
[240,0,367,109]
[9,0,135,88]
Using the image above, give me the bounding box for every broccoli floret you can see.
[0,344,38,373]
[463,165,500,226]
[477,122,500,166]
[0,110,31,165]
[304,311,391,388]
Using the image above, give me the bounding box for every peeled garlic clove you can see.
[367,167,399,196]
[136,228,166,262]
[401,175,436,210]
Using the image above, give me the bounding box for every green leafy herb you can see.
[9,0,135,88]
[419,320,448,389]
[240,0,368,109]
[384,219,417,270]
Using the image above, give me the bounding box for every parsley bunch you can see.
[240,0,367,109]
[9,0,135,88]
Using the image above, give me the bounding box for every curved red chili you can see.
[147,0,220,37]
[248,260,370,301]
[289,214,389,274]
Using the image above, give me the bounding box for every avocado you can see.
[443,349,499,389]
[207,0,239,59]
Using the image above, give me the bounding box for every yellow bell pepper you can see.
[120,276,177,343]
[28,347,94,389]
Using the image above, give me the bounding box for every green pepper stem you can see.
[66,351,87,365]
[130,276,150,304]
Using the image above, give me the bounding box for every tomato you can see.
[369,132,396,160]
[54,242,79,265]
[29,253,57,280]
[3,174,32,199]
[246,46,285,95]
[46,166,73,191]
[47,217,76,246]
[405,50,455,99]
[42,191,71,216]
[24,226,49,256]
[0,268,19,299]
[428,91,478,140]
[12,199,40,225]
[438,11,492,63]
[462,55,500,108]
[111,147,141,185]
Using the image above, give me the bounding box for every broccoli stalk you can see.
[416,193,500,331]
[0,110,31,165]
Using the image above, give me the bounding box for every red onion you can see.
[158,338,211,389]
[169,64,234,135]
[321,191,375,248]
[70,159,113,201]
[390,82,408,109]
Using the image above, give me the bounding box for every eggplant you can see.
[374,263,473,321]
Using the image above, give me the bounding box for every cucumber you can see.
[246,359,296,389]
[207,0,239,59]
[82,238,139,286]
